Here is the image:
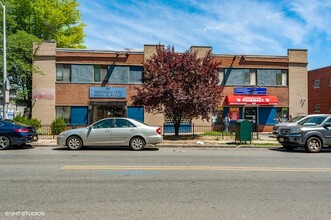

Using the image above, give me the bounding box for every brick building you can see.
[308,66,331,114]
[32,42,308,132]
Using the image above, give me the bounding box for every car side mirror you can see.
[323,122,331,128]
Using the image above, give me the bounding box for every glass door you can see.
[244,107,257,131]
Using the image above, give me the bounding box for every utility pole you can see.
[0,1,7,119]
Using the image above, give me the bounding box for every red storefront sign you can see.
[225,95,278,105]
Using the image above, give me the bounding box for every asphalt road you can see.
[1,146,331,220]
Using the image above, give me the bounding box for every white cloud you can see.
[78,0,331,69]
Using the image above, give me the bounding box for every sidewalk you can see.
[32,132,281,148]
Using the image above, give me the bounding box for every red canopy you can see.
[225,95,278,105]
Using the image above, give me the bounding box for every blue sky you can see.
[77,0,331,70]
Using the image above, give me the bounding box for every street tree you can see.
[0,0,85,117]
[8,0,86,48]
[132,45,223,136]
[7,31,42,115]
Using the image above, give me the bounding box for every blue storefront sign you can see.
[234,87,267,95]
[90,87,126,98]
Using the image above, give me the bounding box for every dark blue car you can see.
[0,120,34,150]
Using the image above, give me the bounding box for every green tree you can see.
[7,31,42,113]
[0,0,85,117]
[132,45,223,136]
[8,0,86,48]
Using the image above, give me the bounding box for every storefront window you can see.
[211,107,224,125]
[276,107,288,123]
[56,106,71,124]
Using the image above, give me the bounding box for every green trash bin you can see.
[235,120,252,144]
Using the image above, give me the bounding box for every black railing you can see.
[36,124,259,140]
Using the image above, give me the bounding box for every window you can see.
[222,68,256,86]
[93,119,114,129]
[57,64,142,84]
[56,64,71,82]
[71,65,93,83]
[329,78,331,86]
[218,69,224,86]
[313,79,320,88]
[313,104,320,113]
[94,65,108,82]
[56,107,71,124]
[275,107,289,122]
[257,69,287,86]
[114,119,135,128]
[299,116,326,126]
[108,65,143,84]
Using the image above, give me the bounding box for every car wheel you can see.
[305,137,322,153]
[283,145,294,151]
[130,137,145,151]
[0,135,10,150]
[67,136,83,150]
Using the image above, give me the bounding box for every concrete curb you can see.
[31,134,281,149]
[30,142,282,149]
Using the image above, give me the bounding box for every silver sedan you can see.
[57,118,163,150]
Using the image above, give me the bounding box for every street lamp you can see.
[0,1,7,119]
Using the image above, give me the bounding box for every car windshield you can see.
[289,116,305,122]
[297,116,327,126]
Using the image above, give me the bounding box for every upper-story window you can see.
[329,77,331,86]
[219,68,288,86]
[257,69,287,86]
[313,79,320,88]
[56,64,71,82]
[220,68,256,86]
[313,104,321,113]
[94,65,108,82]
[107,66,143,84]
[56,64,143,84]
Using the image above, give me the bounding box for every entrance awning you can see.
[225,95,278,105]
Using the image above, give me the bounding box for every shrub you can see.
[27,118,41,129]
[50,118,66,135]
[13,114,41,129]
[13,114,29,125]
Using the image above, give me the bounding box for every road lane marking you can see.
[61,165,331,172]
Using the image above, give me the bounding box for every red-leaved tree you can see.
[132,45,223,136]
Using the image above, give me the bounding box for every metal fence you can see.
[37,123,259,140]
[37,125,86,139]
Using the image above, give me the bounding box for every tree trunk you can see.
[173,118,181,137]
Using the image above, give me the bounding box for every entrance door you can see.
[90,102,126,123]
[244,107,257,131]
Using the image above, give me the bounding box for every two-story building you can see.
[32,42,308,132]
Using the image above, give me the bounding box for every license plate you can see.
[278,137,284,142]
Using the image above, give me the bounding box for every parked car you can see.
[272,115,306,135]
[57,118,163,150]
[3,119,38,142]
[277,114,331,152]
[0,120,34,150]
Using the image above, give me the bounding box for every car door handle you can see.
[105,130,111,133]
[130,129,136,132]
